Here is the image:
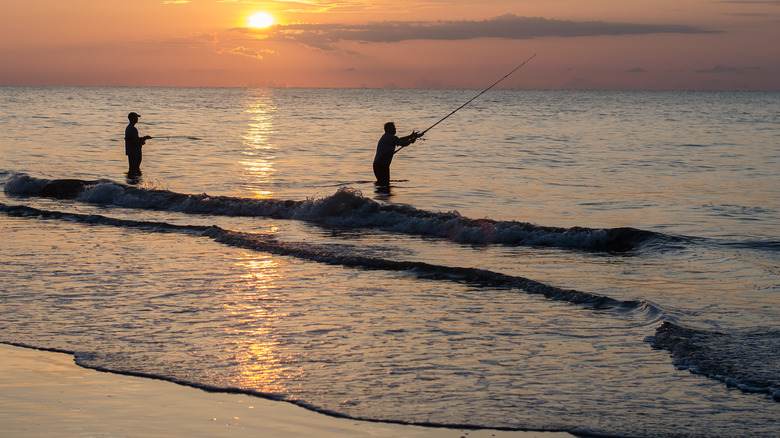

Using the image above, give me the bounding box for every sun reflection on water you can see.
[225,253,302,393]
[241,90,277,199]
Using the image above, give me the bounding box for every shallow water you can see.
[1,86,779,437]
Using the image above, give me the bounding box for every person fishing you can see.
[124,112,152,175]
[373,122,422,186]
[372,54,536,188]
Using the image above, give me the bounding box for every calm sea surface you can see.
[1,86,778,437]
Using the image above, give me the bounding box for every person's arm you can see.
[126,123,152,145]
[393,131,422,152]
[133,133,152,146]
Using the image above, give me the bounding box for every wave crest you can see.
[6,174,668,251]
[0,201,653,315]
[651,321,780,400]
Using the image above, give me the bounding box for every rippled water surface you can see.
[1,87,779,437]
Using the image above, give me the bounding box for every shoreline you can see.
[0,343,573,437]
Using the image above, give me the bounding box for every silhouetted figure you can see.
[373,122,421,186]
[125,112,151,177]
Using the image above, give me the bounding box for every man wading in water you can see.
[124,112,151,177]
[373,122,422,186]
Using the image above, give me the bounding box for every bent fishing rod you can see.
[396,53,536,153]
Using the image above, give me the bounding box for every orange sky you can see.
[1,0,778,89]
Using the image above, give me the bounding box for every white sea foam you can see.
[8,174,663,251]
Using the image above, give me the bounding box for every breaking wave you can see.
[3,185,778,404]
[651,322,780,401]
[0,201,655,314]
[4,174,672,252]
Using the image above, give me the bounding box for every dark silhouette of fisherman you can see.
[373,122,421,186]
[125,112,151,176]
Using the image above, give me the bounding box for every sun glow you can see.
[248,12,275,29]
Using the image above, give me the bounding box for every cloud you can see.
[247,80,287,88]
[715,0,780,4]
[250,0,427,14]
[240,14,718,50]
[696,65,761,73]
[218,46,274,60]
[192,32,218,45]
[162,0,190,4]
[628,68,648,73]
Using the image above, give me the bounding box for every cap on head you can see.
[128,112,141,119]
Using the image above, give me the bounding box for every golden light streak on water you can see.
[241,91,278,199]
[225,253,303,393]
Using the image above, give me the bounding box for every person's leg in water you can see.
[128,153,142,174]
[373,162,390,186]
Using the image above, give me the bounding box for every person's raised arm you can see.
[393,131,422,154]
[399,130,422,145]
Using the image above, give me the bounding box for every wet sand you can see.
[0,344,573,438]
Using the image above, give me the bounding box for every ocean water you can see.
[1,86,778,437]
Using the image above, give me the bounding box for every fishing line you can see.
[393,53,536,155]
[422,53,537,137]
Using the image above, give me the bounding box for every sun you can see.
[248,12,275,29]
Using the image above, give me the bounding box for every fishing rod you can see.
[419,53,537,138]
[148,135,202,140]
